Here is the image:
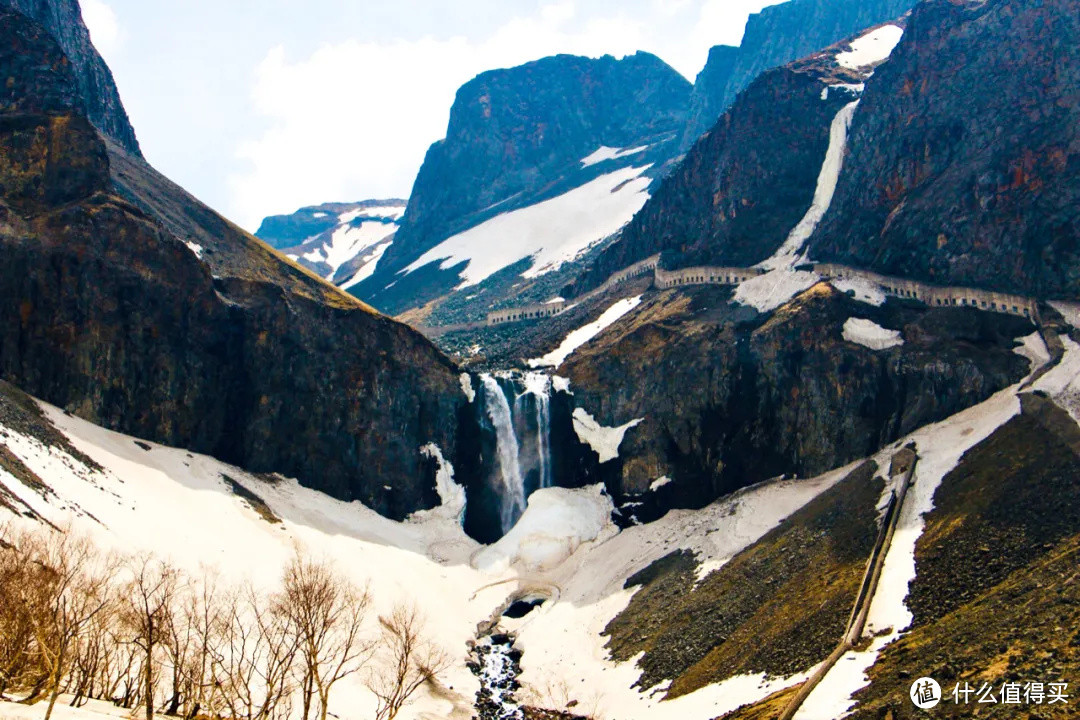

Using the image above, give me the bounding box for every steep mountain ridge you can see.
[571,22,899,296]
[809,0,1080,298]
[679,0,916,150]
[354,51,691,316]
[0,6,473,520]
[0,0,139,154]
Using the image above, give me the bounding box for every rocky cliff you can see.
[562,283,1029,519]
[355,52,691,314]
[0,7,472,520]
[809,0,1080,299]
[571,29,884,295]
[678,44,736,152]
[0,0,139,154]
[679,0,915,149]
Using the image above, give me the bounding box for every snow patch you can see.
[571,408,642,463]
[472,485,615,573]
[339,239,392,290]
[409,444,465,526]
[184,241,204,258]
[649,476,672,492]
[759,100,860,270]
[1050,301,1080,329]
[1014,332,1050,371]
[403,165,652,288]
[460,373,475,403]
[836,24,905,70]
[842,317,904,350]
[831,276,886,306]
[528,296,642,368]
[580,145,649,167]
[733,270,820,313]
[551,375,572,394]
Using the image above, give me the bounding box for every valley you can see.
[1,0,1079,718]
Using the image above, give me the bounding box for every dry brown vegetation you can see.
[0,525,450,720]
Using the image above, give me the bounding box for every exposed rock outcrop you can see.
[0,7,473,520]
[562,283,1029,517]
[809,0,1080,299]
[0,0,139,154]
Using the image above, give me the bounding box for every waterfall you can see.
[521,372,552,490]
[478,372,556,535]
[481,374,527,534]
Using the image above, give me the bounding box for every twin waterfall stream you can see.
[478,372,555,535]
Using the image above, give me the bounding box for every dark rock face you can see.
[0,8,473,520]
[678,44,736,152]
[680,0,915,148]
[570,41,871,295]
[562,284,1029,516]
[0,0,139,155]
[810,0,1080,299]
[356,52,691,313]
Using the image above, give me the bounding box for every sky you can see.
[79,0,781,231]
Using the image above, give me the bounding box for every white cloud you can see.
[80,0,122,59]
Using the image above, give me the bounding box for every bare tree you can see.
[121,554,183,720]
[0,524,38,697]
[210,584,298,720]
[183,568,225,719]
[275,551,373,720]
[14,526,119,720]
[366,603,452,720]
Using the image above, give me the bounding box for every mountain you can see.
[808,0,1080,299]
[679,0,916,150]
[256,200,406,288]
[679,44,736,153]
[0,4,474,520]
[0,0,139,154]
[353,51,691,316]
[572,21,905,295]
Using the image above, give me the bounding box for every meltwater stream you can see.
[478,372,555,535]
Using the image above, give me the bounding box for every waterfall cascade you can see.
[478,372,556,534]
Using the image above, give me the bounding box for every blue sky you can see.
[79,0,780,230]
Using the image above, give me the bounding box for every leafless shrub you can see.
[366,603,452,720]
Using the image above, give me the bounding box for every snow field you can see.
[403,166,652,288]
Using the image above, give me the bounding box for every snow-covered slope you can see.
[402,165,652,289]
[0,385,871,719]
